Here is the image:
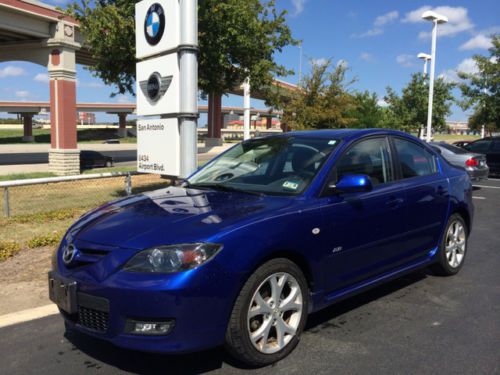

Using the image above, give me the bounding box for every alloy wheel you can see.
[445,220,466,268]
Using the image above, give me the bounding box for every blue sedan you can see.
[49,129,473,366]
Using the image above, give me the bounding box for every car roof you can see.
[275,128,412,141]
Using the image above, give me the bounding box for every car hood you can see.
[68,186,293,250]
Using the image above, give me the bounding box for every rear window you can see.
[467,140,492,153]
[437,143,469,154]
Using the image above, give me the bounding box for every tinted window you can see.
[336,138,393,186]
[393,138,437,178]
[436,142,469,154]
[467,140,492,153]
[492,141,500,151]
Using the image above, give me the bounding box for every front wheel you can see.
[431,214,468,276]
[225,258,308,367]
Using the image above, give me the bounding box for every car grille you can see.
[76,293,110,333]
[71,247,111,268]
[78,306,109,333]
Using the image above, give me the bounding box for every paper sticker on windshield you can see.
[328,140,337,145]
[282,181,300,190]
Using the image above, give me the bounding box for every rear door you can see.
[320,136,408,292]
[488,140,500,174]
[391,137,449,259]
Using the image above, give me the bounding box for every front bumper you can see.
[50,267,237,354]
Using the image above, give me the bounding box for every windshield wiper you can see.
[187,183,264,196]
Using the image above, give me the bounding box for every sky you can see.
[1,0,499,124]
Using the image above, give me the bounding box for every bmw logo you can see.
[62,244,78,265]
[144,3,165,46]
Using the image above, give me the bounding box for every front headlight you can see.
[123,243,222,273]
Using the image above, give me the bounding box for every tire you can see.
[225,258,309,367]
[105,161,113,168]
[431,213,468,276]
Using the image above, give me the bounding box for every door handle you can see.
[437,186,447,196]
[386,197,404,207]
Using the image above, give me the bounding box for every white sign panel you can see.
[136,53,180,116]
[137,118,180,175]
[135,0,180,60]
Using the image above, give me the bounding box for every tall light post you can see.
[417,52,432,76]
[298,42,303,85]
[422,10,448,142]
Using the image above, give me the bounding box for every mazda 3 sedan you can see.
[49,129,473,367]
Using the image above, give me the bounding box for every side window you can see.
[467,140,492,153]
[393,138,437,178]
[336,138,393,186]
[491,141,500,152]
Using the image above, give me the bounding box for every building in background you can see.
[78,112,96,125]
[446,121,470,135]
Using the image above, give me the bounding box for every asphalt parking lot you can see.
[1,179,499,375]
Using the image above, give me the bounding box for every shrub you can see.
[27,231,63,249]
[0,241,21,262]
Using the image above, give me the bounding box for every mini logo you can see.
[139,72,172,102]
[144,3,165,46]
[62,244,78,265]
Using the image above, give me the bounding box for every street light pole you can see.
[417,53,432,76]
[422,11,447,143]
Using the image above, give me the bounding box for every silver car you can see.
[430,142,489,181]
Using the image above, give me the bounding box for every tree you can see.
[458,34,500,135]
[282,59,356,130]
[383,73,455,133]
[348,91,384,128]
[67,0,296,101]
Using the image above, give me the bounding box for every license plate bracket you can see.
[48,271,78,314]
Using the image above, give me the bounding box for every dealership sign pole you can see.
[135,0,198,177]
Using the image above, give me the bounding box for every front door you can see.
[320,137,408,293]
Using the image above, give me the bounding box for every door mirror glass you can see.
[329,174,373,194]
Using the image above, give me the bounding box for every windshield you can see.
[436,142,470,154]
[188,136,339,195]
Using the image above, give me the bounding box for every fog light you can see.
[125,319,175,335]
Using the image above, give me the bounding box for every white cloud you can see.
[291,0,306,16]
[352,10,398,38]
[440,58,479,83]
[34,73,49,83]
[15,90,30,98]
[374,11,399,27]
[76,80,104,88]
[403,6,473,39]
[115,95,132,104]
[377,99,389,107]
[460,34,493,50]
[359,52,374,62]
[396,54,416,68]
[0,66,25,78]
[336,59,348,68]
[311,58,328,66]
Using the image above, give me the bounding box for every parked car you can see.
[49,129,473,367]
[430,142,489,181]
[463,137,500,176]
[80,150,114,169]
[452,140,473,148]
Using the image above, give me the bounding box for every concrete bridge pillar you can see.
[117,113,128,138]
[22,113,36,142]
[205,93,223,147]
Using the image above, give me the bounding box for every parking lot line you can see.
[473,185,500,189]
[473,196,486,200]
[0,304,58,329]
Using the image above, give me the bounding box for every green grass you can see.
[0,128,137,144]
[434,134,480,142]
[83,166,137,174]
[0,172,56,182]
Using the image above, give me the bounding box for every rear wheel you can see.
[225,258,308,367]
[105,161,113,168]
[431,214,468,275]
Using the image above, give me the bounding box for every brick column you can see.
[117,113,128,138]
[47,47,79,175]
[22,113,35,142]
[205,92,223,147]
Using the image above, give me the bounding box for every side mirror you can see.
[328,174,373,194]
